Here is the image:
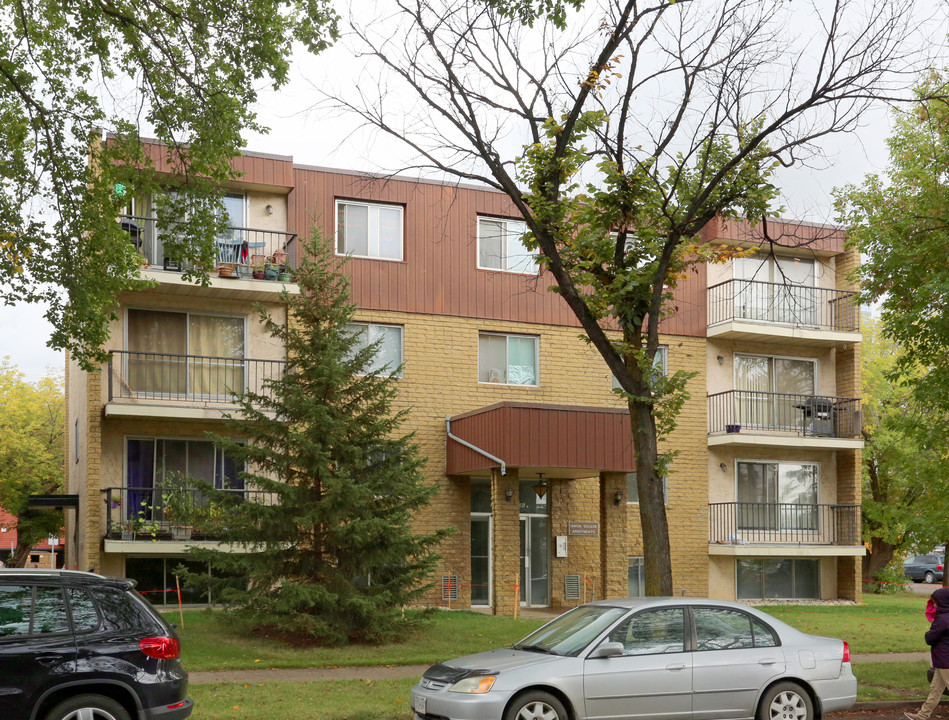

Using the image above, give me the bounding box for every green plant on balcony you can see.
[160,472,196,541]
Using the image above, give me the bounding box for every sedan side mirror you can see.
[588,641,625,659]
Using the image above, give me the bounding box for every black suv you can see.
[0,569,192,720]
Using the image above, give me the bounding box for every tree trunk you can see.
[863,538,894,584]
[10,538,33,568]
[630,398,673,595]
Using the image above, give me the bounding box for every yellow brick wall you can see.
[352,309,710,607]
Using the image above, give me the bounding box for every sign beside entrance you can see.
[568,521,599,536]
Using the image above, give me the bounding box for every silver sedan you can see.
[410,597,855,720]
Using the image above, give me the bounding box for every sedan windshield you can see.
[513,605,627,656]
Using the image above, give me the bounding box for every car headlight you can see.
[448,675,497,693]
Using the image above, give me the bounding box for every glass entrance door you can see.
[519,516,550,607]
[470,516,491,606]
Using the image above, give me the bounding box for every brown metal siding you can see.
[289,167,707,336]
[447,403,636,475]
[700,217,845,254]
[140,141,294,189]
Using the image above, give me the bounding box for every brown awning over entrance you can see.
[446,402,636,478]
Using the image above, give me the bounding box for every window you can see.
[125,437,244,527]
[126,309,245,397]
[345,323,403,377]
[625,471,668,505]
[734,354,817,431]
[336,200,403,260]
[628,557,644,597]
[478,217,537,274]
[736,460,818,531]
[737,558,820,600]
[66,588,101,633]
[612,346,667,391]
[735,254,816,325]
[0,586,31,636]
[607,607,685,656]
[478,332,538,385]
[0,586,69,637]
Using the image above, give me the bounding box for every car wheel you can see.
[504,690,568,720]
[925,571,936,584]
[43,694,132,720]
[757,681,813,720]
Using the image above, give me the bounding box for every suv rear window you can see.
[89,586,161,633]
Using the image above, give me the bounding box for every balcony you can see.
[121,214,299,300]
[709,502,863,557]
[707,279,860,346]
[708,390,863,449]
[102,485,276,551]
[105,350,284,420]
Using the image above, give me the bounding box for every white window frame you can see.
[478,332,539,386]
[628,556,645,597]
[335,199,404,261]
[477,216,538,275]
[612,346,668,391]
[346,322,404,378]
[625,470,669,505]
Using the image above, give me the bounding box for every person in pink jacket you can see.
[905,588,949,720]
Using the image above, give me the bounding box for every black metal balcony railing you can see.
[120,214,297,276]
[108,350,285,405]
[709,502,861,545]
[103,485,276,541]
[707,279,860,332]
[708,390,861,438]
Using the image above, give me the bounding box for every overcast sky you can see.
[2,0,943,382]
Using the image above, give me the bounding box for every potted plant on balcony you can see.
[250,254,267,280]
[161,472,195,541]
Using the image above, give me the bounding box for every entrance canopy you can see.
[446,402,636,478]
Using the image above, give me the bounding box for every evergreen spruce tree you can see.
[185,232,448,645]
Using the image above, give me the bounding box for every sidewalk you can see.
[189,652,930,685]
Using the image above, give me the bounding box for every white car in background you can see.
[411,597,855,720]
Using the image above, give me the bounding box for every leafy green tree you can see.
[0,360,65,567]
[185,233,448,645]
[0,0,337,368]
[340,0,927,594]
[837,73,949,411]
[861,317,949,584]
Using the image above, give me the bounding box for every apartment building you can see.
[65,142,864,610]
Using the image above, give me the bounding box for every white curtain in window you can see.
[127,310,187,395]
[478,219,504,269]
[479,334,508,382]
[506,336,536,385]
[189,315,244,396]
[367,324,402,376]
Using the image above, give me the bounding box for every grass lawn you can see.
[171,609,545,671]
[185,664,933,720]
[854,661,932,702]
[755,591,930,654]
[170,591,931,672]
[189,678,417,720]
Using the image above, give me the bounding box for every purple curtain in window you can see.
[127,439,155,520]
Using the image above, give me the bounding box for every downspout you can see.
[445,417,506,476]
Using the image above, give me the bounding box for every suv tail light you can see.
[139,636,180,659]
[842,641,850,663]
